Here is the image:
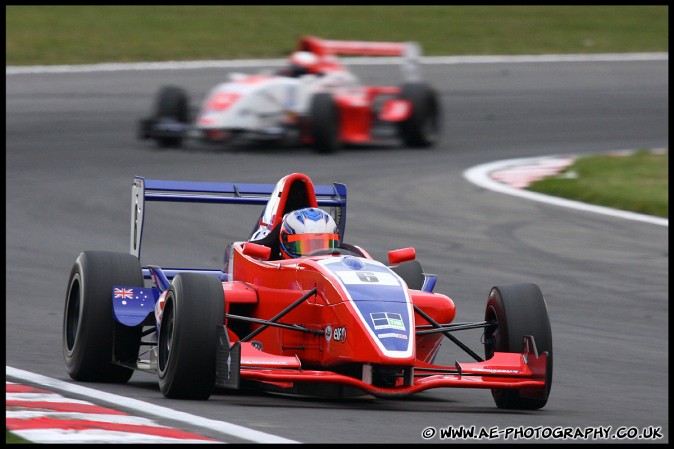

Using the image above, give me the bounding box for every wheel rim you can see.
[485,303,511,401]
[64,276,82,354]
[158,300,174,374]
[484,304,500,359]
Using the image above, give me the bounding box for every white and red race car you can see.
[138,36,440,153]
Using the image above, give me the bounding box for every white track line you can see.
[463,153,668,227]
[6,382,219,444]
[6,366,300,444]
[6,52,668,75]
[9,429,220,445]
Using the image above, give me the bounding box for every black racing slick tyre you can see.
[484,283,553,410]
[309,93,341,154]
[158,273,225,399]
[398,82,440,148]
[154,85,189,148]
[63,251,144,383]
[390,260,425,291]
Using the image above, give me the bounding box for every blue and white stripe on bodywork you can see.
[318,256,414,358]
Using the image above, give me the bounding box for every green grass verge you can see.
[6,429,31,444]
[6,5,668,65]
[528,150,668,218]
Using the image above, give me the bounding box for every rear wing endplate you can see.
[130,177,347,260]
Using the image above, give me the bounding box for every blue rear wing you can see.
[130,176,347,261]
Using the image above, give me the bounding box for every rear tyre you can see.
[484,283,553,410]
[309,93,340,154]
[153,85,189,148]
[158,273,225,399]
[63,251,143,382]
[398,82,439,148]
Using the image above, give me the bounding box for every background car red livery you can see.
[137,36,441,153]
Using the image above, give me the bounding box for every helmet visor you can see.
[285,233,339,257]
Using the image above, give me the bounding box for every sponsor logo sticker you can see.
[333,326,347,343]
[371,312,406,331]
[378,332,408,339]
[325,325,347,343]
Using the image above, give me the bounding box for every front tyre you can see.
[398,82,440,148]
[389,260,425,291]
[153,85,189,148]
[484,283,552,410]
[158,273,225,399]
[309,93,341,154]
[63,251,143,382]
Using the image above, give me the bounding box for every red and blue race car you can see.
[137,36,440,153]
[63,172,552,409]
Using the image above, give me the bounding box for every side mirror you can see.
[388,247,416,265]
[243,242,271,261]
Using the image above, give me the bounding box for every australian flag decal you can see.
[114,287,135,300]
[112,286,158,326]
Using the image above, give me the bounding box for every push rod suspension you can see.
[241,287,317,342]
[415,320,494,335]
[413,305,484,362]
[226,313,323,335]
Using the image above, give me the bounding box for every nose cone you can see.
[319,256,415,359]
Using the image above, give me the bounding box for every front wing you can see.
[216,332,548,399]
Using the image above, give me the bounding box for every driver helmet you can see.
[287,51,320,76]
[279,207,339,259]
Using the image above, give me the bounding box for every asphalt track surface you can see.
[6,55,668,444]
